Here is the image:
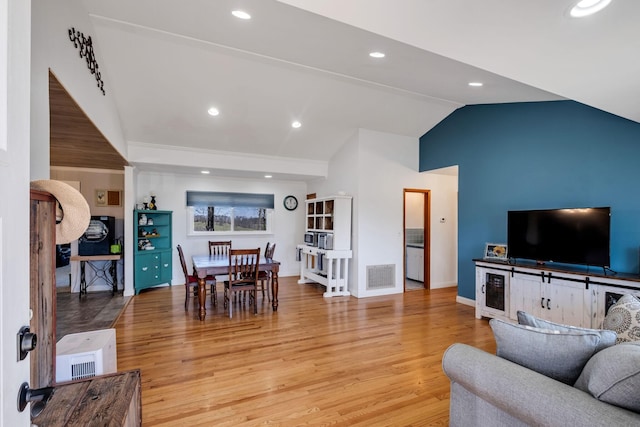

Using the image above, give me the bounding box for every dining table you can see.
[191,254,280,320]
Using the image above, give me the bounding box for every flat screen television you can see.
[507,207,611,267]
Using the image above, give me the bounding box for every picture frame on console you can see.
[484,243,508,260]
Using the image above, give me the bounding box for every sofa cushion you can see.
[574,342,640,413]
[517,310,617,352]
[490,318,608,384]
[602,294,640,343]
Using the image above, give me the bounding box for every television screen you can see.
[507,207,610,267]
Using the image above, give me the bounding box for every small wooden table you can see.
[32,370,141,426]
[192,254,280,321]
[70,254,122,298]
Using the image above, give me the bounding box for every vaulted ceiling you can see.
[56,0,638,175]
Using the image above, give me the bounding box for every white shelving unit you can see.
[298,195,352,297]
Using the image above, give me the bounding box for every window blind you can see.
[186,191,274,209]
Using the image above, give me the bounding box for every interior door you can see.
[1,1,32,424]
[403,189,430,290]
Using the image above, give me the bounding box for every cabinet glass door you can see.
[485,273,505,312]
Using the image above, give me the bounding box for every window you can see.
[186,191,274,235]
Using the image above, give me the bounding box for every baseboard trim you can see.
[456,295,475,307]
[430,281,457,289]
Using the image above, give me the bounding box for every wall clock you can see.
[283,195,298,211]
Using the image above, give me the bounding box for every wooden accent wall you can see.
[29,189,56,388]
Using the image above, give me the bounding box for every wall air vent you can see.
[366,264,395,290]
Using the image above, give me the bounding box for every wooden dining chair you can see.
[208,240,232,255]
[224,248,260,318]
[257,242,276,301]
[177,244,199,310]
[206,240,231,304]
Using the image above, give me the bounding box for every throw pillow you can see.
[602,294,640,343]
[490,318,606,384]
[517,310,617,352]
[574,342,640,413]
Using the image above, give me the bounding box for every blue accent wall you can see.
[419,101,640,300]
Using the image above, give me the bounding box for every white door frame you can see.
[1,1,32,424]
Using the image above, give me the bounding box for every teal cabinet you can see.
[134,210,172,294]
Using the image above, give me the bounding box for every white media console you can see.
[475,259,640,328]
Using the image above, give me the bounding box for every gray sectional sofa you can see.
[442,343,640,426]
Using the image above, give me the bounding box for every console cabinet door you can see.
[160,251,172,283]
[475,267,509,320]
[135,253,160,286]
[542,277,591,327]
[510,272,544,321]
[511,272,591,327]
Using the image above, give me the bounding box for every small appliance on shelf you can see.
[79,216,116,256]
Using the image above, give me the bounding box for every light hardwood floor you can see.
[114,277,496,426]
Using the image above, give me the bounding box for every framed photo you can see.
[107,190,122,206]
[95,189,107,206]
[484,243,508,260]
[95,189,122,206]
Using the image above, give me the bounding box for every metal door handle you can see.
[18,383,54,417]
[17,326,37,361]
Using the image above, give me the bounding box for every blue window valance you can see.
[186,191,274,209]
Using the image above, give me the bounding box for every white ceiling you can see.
[81,0,636,178]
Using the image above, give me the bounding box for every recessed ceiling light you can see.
[369,51,385,58]
[468,82,483,87]
[232,10,251,20]
[264,175,272,179]
[207,107,219,116]
[569,0,611,17]
[201,170,210,174]
[291,121,302,129]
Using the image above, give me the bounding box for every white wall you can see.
[135,170,307,284]
[31,0,127,179]
[310,128,458,297]
[423,169,458,288]
[307,130,360,289]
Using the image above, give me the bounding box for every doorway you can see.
[403,189,430,291]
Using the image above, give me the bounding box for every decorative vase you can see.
[149,196,157,210]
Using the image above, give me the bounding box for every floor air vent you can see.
[366,264,395,290]
[71,358,97,380]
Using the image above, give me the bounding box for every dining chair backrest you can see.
[227,248,260,285]
[264,242,270,259]
[177,244,191,283]
[209,240,232,256]
[265,242,276,259]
